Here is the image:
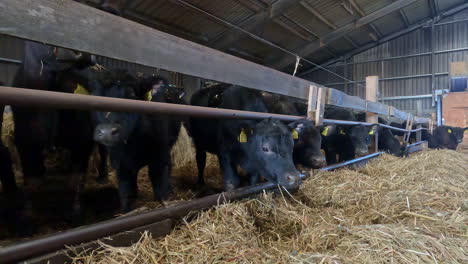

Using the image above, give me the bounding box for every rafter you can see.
[299,1,336,30]
[429,0,440,17]
[299,2,358,51]
[400,9,410,27]
[271,0,418,70]
[124,10,209,43]
[347,0,383,39]
[273,16,315,41]
[209,0,301,50]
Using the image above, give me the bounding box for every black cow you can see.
[260,92,327,168]
[392,122,466,150]
[92,72,183,212]
[189,86,301,191]
[322,108,377,164]
[10,41,100,234]
[377,118,407,157]
[430,125,467,150]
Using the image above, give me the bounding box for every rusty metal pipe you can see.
[0,86,302,121]
[0,175,307,264]
[0,86,425,133]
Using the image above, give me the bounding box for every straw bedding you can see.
[70,150,468,264]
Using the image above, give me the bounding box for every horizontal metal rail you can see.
[319,152,384,171]
[0,86,303,122]
[0,86,427,133]
[0,57,22,64]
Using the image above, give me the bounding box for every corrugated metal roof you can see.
[79,0,468,73]
[437,0,465,11]
[402,0,431,24]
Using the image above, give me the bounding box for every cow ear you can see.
[369,124,378,135]
[320,124,336,136]
[238,123,254,143]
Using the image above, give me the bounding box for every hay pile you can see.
[71,149,468,264]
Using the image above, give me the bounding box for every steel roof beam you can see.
[298,2,468,77]
[209,0,301,50]
[271,0,418,70]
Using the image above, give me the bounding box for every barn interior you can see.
[0,0,467,263]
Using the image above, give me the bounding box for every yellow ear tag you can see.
[464,130,468,134]
[369,130,374,135]
[144,91,153,101]
[339,129,346,135]
[292,129,299,139]
[448,129,452,134]
[238,129,248,143]
[74,83,89,95]
[321,127,329,136]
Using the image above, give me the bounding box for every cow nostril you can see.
[111,127,119,136]
[287,175,295,183]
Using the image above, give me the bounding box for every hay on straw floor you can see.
[71,149,468,264]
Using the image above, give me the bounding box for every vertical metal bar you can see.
[436,95,443,126]
[344,56,349,94]
[431,20,436,107]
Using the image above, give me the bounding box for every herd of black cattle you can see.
[0,40,466,237]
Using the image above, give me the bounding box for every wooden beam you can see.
[124,10,209,43]
[0,0,316,99]
[314,87,326,126]
[209,0,301,50]
[365,76,379,123]
[271,0,418,70]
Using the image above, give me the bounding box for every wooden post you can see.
[307,85,318,119]
[404,114,414,143]
[366,76,379,153]
[416,124,422,142]
[314,87,327,126]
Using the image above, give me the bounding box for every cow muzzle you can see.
[94,123,121,146]
[308,155,327,168]
[279,171,302,190]
[355,148,369,157]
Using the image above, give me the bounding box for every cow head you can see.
[288,119,327,168]
[237,119,302,189]
[54,48,96,70]
[450,126,467,144]
[341,124,378,157]
[92,70,140,147]
[138,76,185,104]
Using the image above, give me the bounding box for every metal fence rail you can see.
[0,86,425,133]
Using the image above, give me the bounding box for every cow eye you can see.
[262,146,269,152]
